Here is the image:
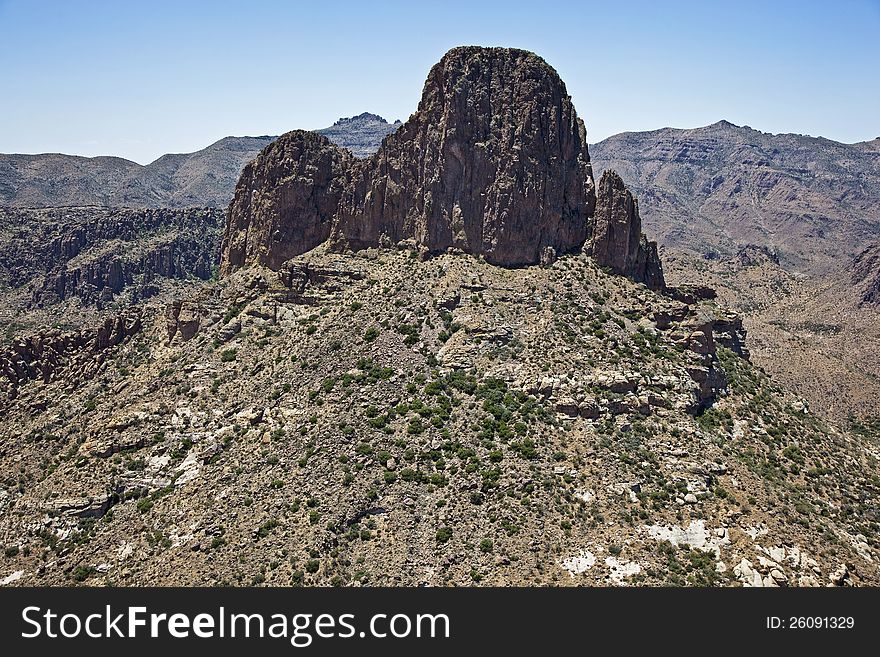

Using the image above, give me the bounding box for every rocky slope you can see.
[0,115,400,209]
[1,246,876,587]
[222,47,662,281]
[0,206,223,338]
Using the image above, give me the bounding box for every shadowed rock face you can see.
[220,132,353,274]
[330,46,596,265]
[589,171,665,290]
[220,46,667,281]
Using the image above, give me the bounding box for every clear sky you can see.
[1,0,878,164]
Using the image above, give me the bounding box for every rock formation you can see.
[588,171,665,290]
[219,47,666,287]
[1,312,141,399]
[220,131,353,273]
[330,47,596,266]
[165,299,203,343]
[221,47,611,271]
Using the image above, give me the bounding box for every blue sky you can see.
[1,0,877,163]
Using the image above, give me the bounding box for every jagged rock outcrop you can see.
[330,47,596,265]
[221,46,598,271]
[220,132,354,273]
[588,171,665,290]
[0,312,141,399]
[165,299,203,343]
[712,311,750,359]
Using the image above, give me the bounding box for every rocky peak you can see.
[221,47,670,276]
[220,131,353,274]
[588,170,665,290]
[316,114,403,158]
[328,46,596,265]
[330,113,396,126]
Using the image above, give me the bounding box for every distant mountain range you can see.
[590,120,880,275]
[0,113,401,209]
[587,122,880,423]
[3,115,878,277]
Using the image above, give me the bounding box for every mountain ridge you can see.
[590,120,880,275]
[0,115,401,208]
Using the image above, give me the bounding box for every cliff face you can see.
[220,46,661,284]
[0,206,223,308]
[590,171,665,290]
[330,47,596,265]
[220,132,353,273]
[851,242,880,307]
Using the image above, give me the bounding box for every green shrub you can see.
[257,519,279,537]
[436,527,452,543]
[223,304,244,323]
[71,565,96,582]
